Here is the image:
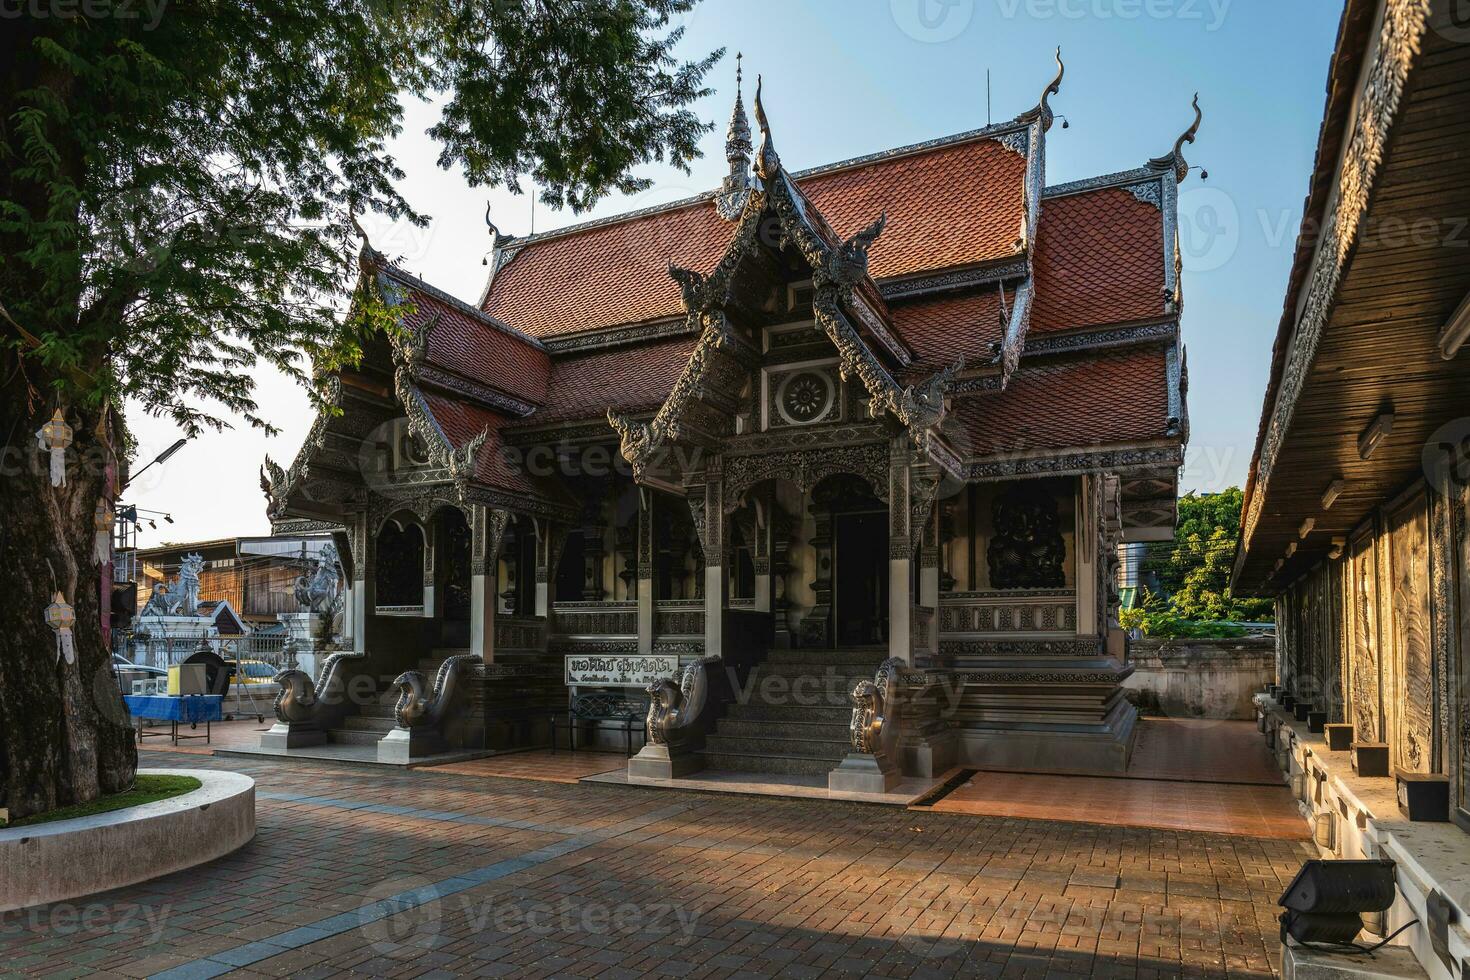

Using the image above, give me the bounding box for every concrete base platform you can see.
[957,702,1139,774]
[1282,942,1428,979]
[828,752,900,793]
[0,768,255,912]
[627,743,702,779]
[216,742,491,769]
[597,765,951,806]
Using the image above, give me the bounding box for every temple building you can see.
[1235,1,1470,976]
[260,54,1198,778]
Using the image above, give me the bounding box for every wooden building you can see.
[1234,1,1470,974]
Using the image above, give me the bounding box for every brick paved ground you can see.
[0,747,1313,979]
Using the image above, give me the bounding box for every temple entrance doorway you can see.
[806,474,888,649]
[834,510,887,647]
[437,507,472,648]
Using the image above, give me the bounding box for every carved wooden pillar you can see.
[699,457,726,657]
[771,507,794,648]
[1076,474,1099,638]
[753,487,773,614]
[888,439,914,663]
[803,490,835,649]
[534,519,551,618]
[470,505,509,661]
[637,490,654,655]
[920,499,940,608]
[422,515,438,619]
[349,512,374,654]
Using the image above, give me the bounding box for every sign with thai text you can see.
[564,654,678,688]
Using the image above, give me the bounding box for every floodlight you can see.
[1278,860,1397,948]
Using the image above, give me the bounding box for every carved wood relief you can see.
[1385,492,1435,773]
[1455,480,1470,817]
[1345,532,1383,742]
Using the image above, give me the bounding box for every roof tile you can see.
[1032,187,1166,332]
[484,136,1027,338]
[947,347,1169,457]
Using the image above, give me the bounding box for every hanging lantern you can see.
[94,501,114,565]
[35,409,73,487]
[45,592,77,665]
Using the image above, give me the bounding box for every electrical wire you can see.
[1287,918,1420,955]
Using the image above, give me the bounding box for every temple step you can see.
[360,704,398,720]
[336,714,397,734]
[702,732,849,759]
[720,704,852,723]
[325,726,391,746]
[712,718,846,739]
[700,749,843,776]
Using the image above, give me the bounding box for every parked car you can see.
[224,659,278,684]
[111,654,166,679]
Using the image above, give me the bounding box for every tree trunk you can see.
[0,358,137,820]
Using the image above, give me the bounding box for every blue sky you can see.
[126,0,1345,545]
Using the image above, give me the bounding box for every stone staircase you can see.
[700,648,886,775]
[323,649,456,747]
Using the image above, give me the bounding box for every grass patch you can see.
[0,775,202,829]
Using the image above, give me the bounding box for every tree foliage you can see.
[2,0,720,432]
[0,0,718,820]
[1141,488,1273,623]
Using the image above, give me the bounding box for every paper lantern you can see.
[44,592,76,665]
[35,409,72,487]
[94,501,113,565]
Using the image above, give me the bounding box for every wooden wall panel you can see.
[1345,531,1384,742]
[1385,491,1435,773]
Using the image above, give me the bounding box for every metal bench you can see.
[553,692,649,755]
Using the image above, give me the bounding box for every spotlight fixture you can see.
[1278,859,1400,948]
[1358,411,1395,460]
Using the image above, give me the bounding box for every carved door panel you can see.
[1345,533,1383,742]
[1385,492,1435,773]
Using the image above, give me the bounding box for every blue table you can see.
[124,695,223,745]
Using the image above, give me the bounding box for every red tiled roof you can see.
[804,138,1025,280]
[524,334,702,425]
[946,347,1169,457]
[483,206,730,338]
[421,392,543,497]
[399,284,550,406]
[484,135,1027,338]
[890,289,1004,377]
[1031,187,1166,333]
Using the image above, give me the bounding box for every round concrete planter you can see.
[0,768,255,912]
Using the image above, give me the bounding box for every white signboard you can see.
[564,654,678,688]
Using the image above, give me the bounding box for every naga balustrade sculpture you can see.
[273,647,365,731]
[391,654,481,733]
[849,657,907,759]
[645,655,721,747]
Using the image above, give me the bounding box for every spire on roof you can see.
[753,74,780,180]
[716,55,754,220]
[725,53,751,173]
[1150,93,1203,181]
[1039,47,1064,131]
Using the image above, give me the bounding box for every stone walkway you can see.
[0,748,1313,979]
